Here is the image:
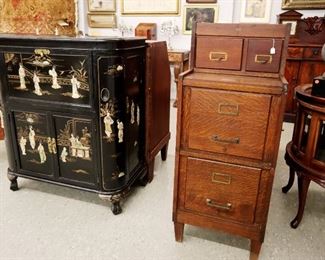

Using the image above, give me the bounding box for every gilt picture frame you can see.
[88,13,116,28]
[88,0,116,12]
[121,0,180,15]
[282,0,325,9]
[183,4,219,34]
[240,0,272,23]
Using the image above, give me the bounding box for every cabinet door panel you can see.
[54,115,98,188]
[4,50,92,106]
[12,110,55,177]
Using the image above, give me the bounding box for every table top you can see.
[296,84,325,107]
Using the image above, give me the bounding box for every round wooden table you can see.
[283,84,325,228]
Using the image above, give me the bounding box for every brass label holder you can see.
[211,172,232,185]
[255,54,272,64]
[209,51,228,62]
[218,103,239,116]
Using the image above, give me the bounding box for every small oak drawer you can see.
[303,47,323,60]
[246,39,283,73]
[195,36,243,70]
[184,157,261,223]
[185,88,271,160]
[287,47,303,59]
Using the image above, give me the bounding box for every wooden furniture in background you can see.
[145,41,171,182]
[173,23,290,259]
[278,11,325,122]
[167,49,190,107]
[0,107,4,140]
[283,84,325,228]
[0,35,170,215]
[135,23,157,40]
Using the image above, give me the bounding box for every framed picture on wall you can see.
[282,0,325,9]
[88,0,116,12]
[121,0,179,15]
[240,0,272,23]
[183,5,218,34]
[186,0,217,3]
[88,13,116,28]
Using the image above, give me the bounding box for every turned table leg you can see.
[282,167,295,193]
[290,173,311,228]
[250,240,262,260]
[174,222,184,242]
[173,63,182,108]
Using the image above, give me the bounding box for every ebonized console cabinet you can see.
[0,35,170,214]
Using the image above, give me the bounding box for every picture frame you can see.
[88,0,116,12]
[240,0,272,23]
[183,4,218,34]
[121,0,180,15]
[282,0,325,10]
[87,13,116,28]
[186,0,217,3]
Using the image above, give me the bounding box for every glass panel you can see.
[300,113,311,153]
[315,120,325,163]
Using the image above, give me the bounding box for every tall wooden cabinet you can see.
[173,23,290,259]
[0,35,170,214]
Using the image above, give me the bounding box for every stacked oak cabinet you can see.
[0,35,170,214]
[173,23,290,259]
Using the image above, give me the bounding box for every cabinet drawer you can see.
[287,47,303,59]
[184,158,261,223]
[246,39,283,73]
[303,47,323,60]
[195,37,243,70]
[186,88,271,160]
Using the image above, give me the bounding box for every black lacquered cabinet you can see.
[0,35,148,214]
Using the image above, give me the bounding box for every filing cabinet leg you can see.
[250,240,262,260]
[282,167,295,193]
[290,173,311,229]
[174,222,184,242]
[161,142,169,161]
[7,173,19,191]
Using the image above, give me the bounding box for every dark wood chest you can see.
[173,23,290,259]
[0,35,170,214]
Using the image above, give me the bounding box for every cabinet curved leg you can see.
[111,201,122,215]
[7,174,19,191]
[174,222,184,242]
[161,142,169,161]
[282,167,295,193]
[250,240,262,260]
[290,174,311,229]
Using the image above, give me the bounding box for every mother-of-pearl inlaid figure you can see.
[37,141,46,163]
[29,125,36,149]
[117,120,124,143]
[19,63,26,89]
[130,101,135,124]
[60,147,68,162]
[49,66,61,89]
[19,136,27,155]
[71,75,81,99]
[33,72,42,96]
[137,105,140,126]
[104,111,114,138]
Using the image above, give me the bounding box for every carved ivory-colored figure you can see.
[49,66,61,89]
[71,75,81,99]
[117,120,124,143]
[131,101,135,124]
[29,125,36,149]
[104,111,114,138]
[37,141,46,163]
[19,136,27,155]
[19,63,26,89]
[60,147,68,162]
[33,72,42,96]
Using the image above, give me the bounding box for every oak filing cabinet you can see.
[173,23,290,259]
[0,35,170,214]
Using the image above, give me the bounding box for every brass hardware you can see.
[255,54,272,64]
[212,172,231,185]
[218,103,239,116]
[211,135,240,144]
[206,199,232,210]
[209,51,228,62]
[34,49,50,56]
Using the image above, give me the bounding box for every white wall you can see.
[78,0,324,50]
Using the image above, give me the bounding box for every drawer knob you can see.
[255,54,272,64]
[209,51,228,62]
[206,199,232,210]
[211,135,240,144]
[312,49,319,56]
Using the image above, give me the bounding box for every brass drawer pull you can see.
[218,103,239,116]
[206,199,232,210]
[255,54,272,64]
[211,135,240,144]
[212,172,231,185]
[209,52,228,62]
